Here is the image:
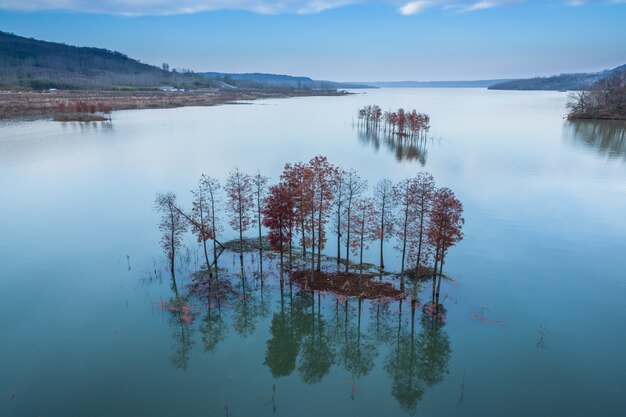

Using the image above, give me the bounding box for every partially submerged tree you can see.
[225,169,255,272]
[308,156,338,272]
[373,179,395,272]
[253,171,269,276]
[427,188,464,309]
[190,175,216,272]
[282,162,313,260]
[331,169,347,272]
[393,178,417,277]
[349,197,378,281]
[411,172,436,273]
[343,169,367,273]
[262,183,295,273]
[154,192,188,277]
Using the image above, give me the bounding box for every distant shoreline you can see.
[0,89,349,120]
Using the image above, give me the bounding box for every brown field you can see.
[0,88,349,119]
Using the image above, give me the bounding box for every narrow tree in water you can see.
[393,178,417,276]
[282,162,313,259]
[350,197,377,283]
[225,169,255,272]
[373,179,395,272]
[412,172,435,272]
[343,169,367,273]
[427,188,464,308]
[191,176,215,274]
[308,156,338,272]
[253,171,269,277]
[332,169,346,271]
[200,175,221,277]
[154,192,188,278]
[262,183,295,274]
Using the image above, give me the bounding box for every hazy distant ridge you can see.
[488,64,626,91]
[364,79,512,88]
[201,71,373,89]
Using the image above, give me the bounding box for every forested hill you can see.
[0,31,217,90]
[488,64,626,91]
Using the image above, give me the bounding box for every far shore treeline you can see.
[154,155,464,318]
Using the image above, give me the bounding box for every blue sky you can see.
[0,1,625,81]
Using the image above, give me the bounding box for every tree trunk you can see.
[211,202,218,279]
[257,191,263,278]
[379,202,385,272]
[345,198,352,273]
[336,203,341,272]
[416,199,424,272]
[400,205,408,274]
[317,193,323,272]
[431,246,439,305]
[435,255,445,307]
[310,208,315,283]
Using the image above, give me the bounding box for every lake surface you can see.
[1,88,626,417]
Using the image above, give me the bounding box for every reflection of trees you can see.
[164,273,195,370]
[264,283,299,377]
[233,276,271,337]
[416,313,451,387]
[385,303,451,414]
[368,299,394,344]
[357,126,428,165]
[565,120,626,160]
[264,288,336,384]
[298,291,334,384]
[339,299,378,395]
[170,320,194,370]
[199,302,227,353]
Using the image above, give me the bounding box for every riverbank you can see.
[0,88,349,119]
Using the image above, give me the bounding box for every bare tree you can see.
[343,169,367,273]
[373,179,395,272]
[225,169,254,273]
[154,192,188,278]
[332,169,347,272]
[253,171,269,277]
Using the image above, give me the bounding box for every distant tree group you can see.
[56,101,112,120]
[567,71,626,120]
[358,105,430,139]
[154,155,464,315]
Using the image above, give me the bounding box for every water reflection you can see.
[565,120,626,161]
[154,251,451,412]
[356,125,429,165]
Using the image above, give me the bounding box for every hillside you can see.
[489,64,626,91]
[0,31,217,90]
[202,71,373,89]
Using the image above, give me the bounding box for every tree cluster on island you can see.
[53,100,113,121]
[154,155,464,318]
[357,105,431,139]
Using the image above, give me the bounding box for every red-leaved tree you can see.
[262,183,295,274]
[427,188,464,309]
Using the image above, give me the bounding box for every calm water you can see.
[1,89,625,416]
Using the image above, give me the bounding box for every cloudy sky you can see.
[0,1,625,80]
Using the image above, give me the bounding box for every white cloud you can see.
[0,0,622,15]
[0,0,358,15]
[399,0,434,15]
[463,1,498,11]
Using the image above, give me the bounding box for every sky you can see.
[0,1,625,81]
